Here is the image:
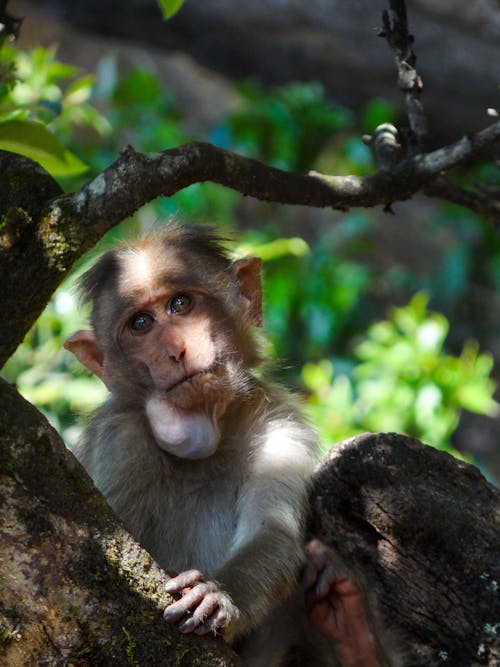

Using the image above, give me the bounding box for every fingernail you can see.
[315,582,327,596]
[165,581,177,592]
[163,609,176,621]
[179,618,195,633]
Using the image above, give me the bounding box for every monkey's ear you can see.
[230,257,263,327]
[64,330,114,390]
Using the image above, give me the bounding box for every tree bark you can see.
[0,379,242,666]
[309,432,500,667]
[2,384,498,664]
[1,2,499,663]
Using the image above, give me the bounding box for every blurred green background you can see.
[1,43,499,478]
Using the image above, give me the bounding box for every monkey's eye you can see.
[168,294,193,315]
[129,312,155,333]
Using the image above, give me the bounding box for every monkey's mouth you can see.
[164,367,217,394]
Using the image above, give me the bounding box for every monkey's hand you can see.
[304,539,385,667]
[163,569,240,639]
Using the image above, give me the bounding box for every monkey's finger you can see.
[304,540,349,588]
[303,541,330,589]
[314,564,337,597]
[302,558,321,589]
[178,593,220,633]
[165,569,204,594]
[305,538,327,558]
[194,607,230,635]
[163,584,208,622]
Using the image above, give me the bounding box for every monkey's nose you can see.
[169,347,186,363]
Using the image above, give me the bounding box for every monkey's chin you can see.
[145,395,220,460]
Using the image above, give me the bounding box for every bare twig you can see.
[379,0,427,149]
[364,123,402,170]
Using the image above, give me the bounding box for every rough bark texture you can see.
[2,386,498,665]
[309,432,500,667]
[0,379,242,666]
[1,2,499,663]
[0,153,64,367]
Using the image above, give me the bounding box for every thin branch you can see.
[363,123,402,170]
[2,118,498,365]
[415,123,500,173]
[379,0,427,149]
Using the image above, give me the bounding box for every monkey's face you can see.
[110,248,245,458]
[116,285,240,408]
[65,241,262,460]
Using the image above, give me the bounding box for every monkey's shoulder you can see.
[241,380,319,442]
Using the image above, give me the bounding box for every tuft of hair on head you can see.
[151,221,233,274]
[77,221,233,305]
[78,250,120,305]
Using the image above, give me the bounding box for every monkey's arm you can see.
[164,415,316,641]
[163,506,306,641]
[217,418,315,638]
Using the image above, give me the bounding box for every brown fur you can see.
[66,222,326,664]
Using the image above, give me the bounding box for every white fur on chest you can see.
[83,413,244,576]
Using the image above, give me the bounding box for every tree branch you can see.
[0,380,242,666]
[379,0,427,149]
[1,119,498,365]
[43,120,500,256]
[309,432,500,666]
[0,0,22,44]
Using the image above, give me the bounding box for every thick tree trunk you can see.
[0,379,242,666]
[2,377,498,664]
[309,432,500,667]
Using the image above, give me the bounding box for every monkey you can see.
[64,221,401,667]
[64,222,318,663]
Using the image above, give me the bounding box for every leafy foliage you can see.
[227,81,355,172]
[258,220,371,364]
[0,45,109,176]
[303,294,499,453]
[1,286,106,446]
[1,42,498,461]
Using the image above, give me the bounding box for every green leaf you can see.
[157,0,185,19]
[113,70,162,108]
[236,237,310,262]
[0,119,88,176]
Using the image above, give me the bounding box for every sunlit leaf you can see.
[235,237,309,261]
[157,0,185,19]
[0,119,88,176]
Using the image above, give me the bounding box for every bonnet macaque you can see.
[65,222,400,667]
